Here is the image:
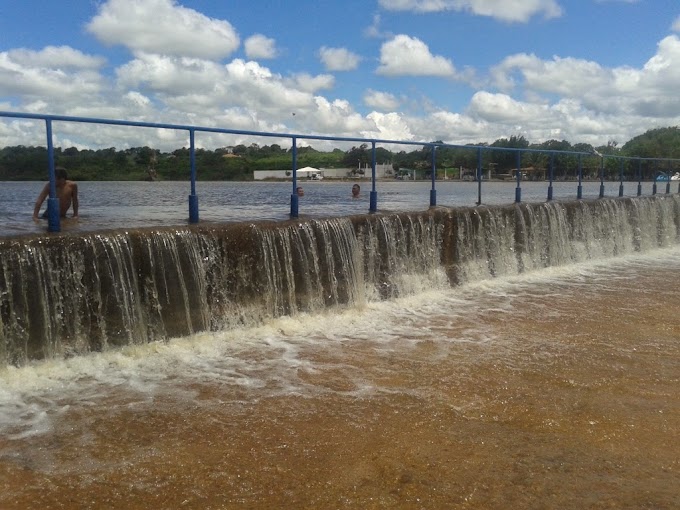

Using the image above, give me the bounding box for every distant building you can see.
[253,164,394,181]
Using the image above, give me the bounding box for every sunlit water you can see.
[0,247,678,508]
[0,179,669,237]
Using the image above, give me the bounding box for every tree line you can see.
[1,126,679,181]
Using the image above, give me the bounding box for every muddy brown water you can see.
[1,252,679,509]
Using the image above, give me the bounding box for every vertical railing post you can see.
[430,145,437,207]
[370,141,378,212]
[547,152,554,201]
[652,161,658,195]
[515,150,522,203]
[188,129,199,223]
[666,161,671,194]
[476,147,483,206]
[599,155,605,198]
[290,136,299,217]
[577,154,583,199]
[45,119,60,232]
[637,159,642,196]
[618,159,624,197]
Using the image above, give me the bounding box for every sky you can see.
[1,0,680,152]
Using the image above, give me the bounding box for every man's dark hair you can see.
[55,167,68,180]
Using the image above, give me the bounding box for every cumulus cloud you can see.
[364,89,400,110]
[491,53,610,97]
[490,35,680,118]
[244,34,278,59]
[78,52,324,140]
[4,1,680,153]
[426,110,487,141]
[462,91,619,143]
[123,91,152,108]
[376,35,455,76]
[0,48,105,102]
[86,0,239,59]
[112,54,354,137]
[468,91,551,123]
[319,47,362,71]
[5,46,105,69]
[465,35,680,143]
[362,111,415,142]
[378,0,563,23]
[287,73,335,93]
[632,35,680,116]
[220,59,313,112]
[309,97,371,134]
[116,53,225,94]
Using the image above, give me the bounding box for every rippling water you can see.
[0,179,666,237]
[0,249,678,508]
[1,179,678,508]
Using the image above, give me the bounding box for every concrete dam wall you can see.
[1,195,679,366]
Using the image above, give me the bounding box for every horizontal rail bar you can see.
[5,110,680,163]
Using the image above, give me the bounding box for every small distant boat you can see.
[655,172,680,182]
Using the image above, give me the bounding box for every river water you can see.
[0,181,678,508]
[0,179,667,237]
[0,250,678,508]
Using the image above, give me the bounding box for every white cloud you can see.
[86,0,239,59]
[490,35,680,119]
[123,91,152,108]
[244,34,278,60]
[362,112,415,142]
[0,48,105,102]
[468,91,551,123]
[378,0,563,23]
[4,2,680,154]
[462,92,621,144]
[287,73,335,93]
[319,47,361,71]
[376,35,455,76]
[426,111,487,141]
[364,89,400,110]
[632,35,680,116]
[491,53,610,97]
[364,14,393,39]
[116,53,225,94]
[220,59,313,113]
[6,46,105,69]
[309,97,371,134]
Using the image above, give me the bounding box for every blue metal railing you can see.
[2,110,680,232]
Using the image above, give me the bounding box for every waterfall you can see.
[1,196,679,366]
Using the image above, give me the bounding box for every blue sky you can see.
[1,0,680,151]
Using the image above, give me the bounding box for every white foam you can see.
[2,245,680,438]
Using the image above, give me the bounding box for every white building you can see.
[253,164,394,181]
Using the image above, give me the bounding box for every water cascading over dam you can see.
[1,195,679,366]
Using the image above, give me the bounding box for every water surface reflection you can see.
[0,180,667,237]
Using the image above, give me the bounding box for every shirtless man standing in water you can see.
[33,167,79,220]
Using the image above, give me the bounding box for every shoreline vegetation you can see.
[1,127,679,182]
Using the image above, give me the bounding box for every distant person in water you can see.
[33,167,79,220]
[351,184,360,198]
[296,186,305,197]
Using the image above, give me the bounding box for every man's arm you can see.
[32,184,49,219]
[71,183,79,218]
